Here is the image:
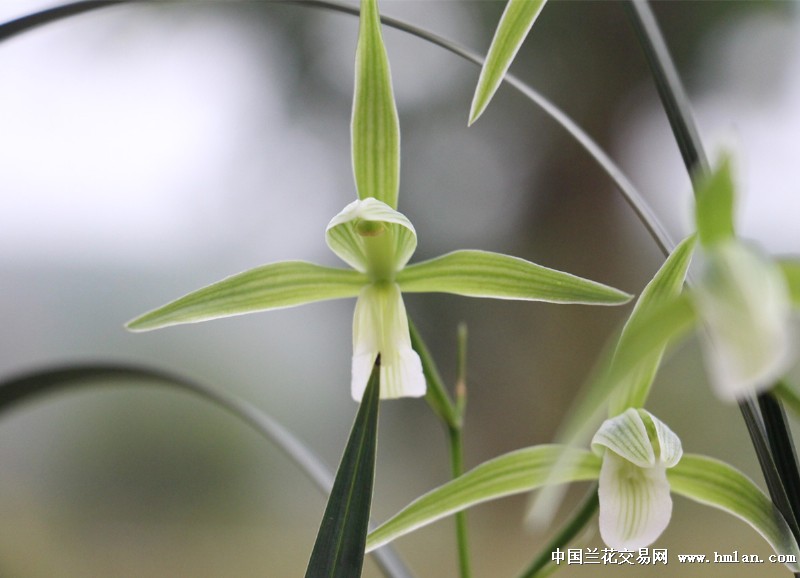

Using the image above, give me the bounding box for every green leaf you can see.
[608,234,696,414]
[469,0,547,125]
[306,361,381,577]
[397,250,631,305]
[778,258,800,308]
[694,155,736,247]
[366,445,600,552]
[352,0,400,209]
[126,262,367,332]
[669,454,800,571]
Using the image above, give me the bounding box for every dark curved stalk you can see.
[0,363,413,578]
[625,0,800,551]
[0,0,127,42]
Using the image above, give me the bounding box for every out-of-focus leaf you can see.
[397,250,631,305]
[306,361,381,577]
[366,445,600,552]
[694,155,735,247]
[352,0,401,209]
[779,259,800,308]
[468,0,547,125]
[669,454,800,571]
[126,262,366,331]
[608,234,696,414]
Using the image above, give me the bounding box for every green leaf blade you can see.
[366,445,600,552]
[469,0,547,125]
[127,262,367,332]
[608,234,696,414]
[397,250,631,305]
[669,454,800,571]
[305,361,381,577]
[352,0,401,209]
[694,155,736,247]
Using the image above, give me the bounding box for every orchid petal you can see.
[694,241,794,401]
[326,198,417,276]
[592,409,682,550]
[352,0,400,209]
[597,452,672,551]
[127,262,366,331]
[351,283,425,401]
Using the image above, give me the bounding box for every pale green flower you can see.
[126,0,631,401]
[694,241,793,401]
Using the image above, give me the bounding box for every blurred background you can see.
[1,1,799,576]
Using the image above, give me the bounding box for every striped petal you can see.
[326,198,417,277]
[592,409,682,550]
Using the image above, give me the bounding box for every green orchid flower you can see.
[692,158,795,401]
[365,406,800,571]
[126,0,631,400]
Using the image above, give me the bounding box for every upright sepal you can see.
[469,0,548,125]
[694,154,735,247]
[352,0,400,208]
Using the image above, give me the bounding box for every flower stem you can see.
[409,317,471,577]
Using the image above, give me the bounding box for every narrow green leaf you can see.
[306,361,381,577]
[352,0,400,209]
[126,262,367,332]
[669,454,800,571]
[469,0,547,125]
[778,258,800,308]
[366,445,600,552]
[608,234,696,414]
[567,293,697,446]
[397,250,631,305]
[694,155,736,247]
